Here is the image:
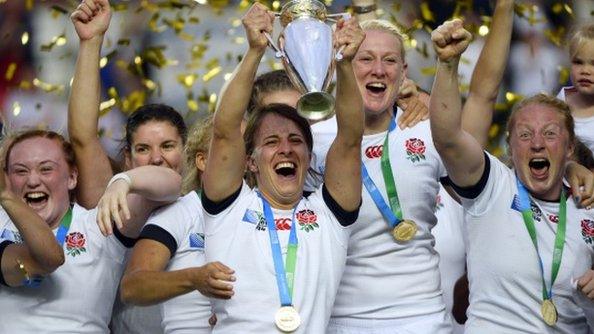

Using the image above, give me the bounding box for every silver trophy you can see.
[267,0,349,121]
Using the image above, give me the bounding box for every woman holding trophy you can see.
[201,2,365,333]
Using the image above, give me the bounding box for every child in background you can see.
[558,23,594,153]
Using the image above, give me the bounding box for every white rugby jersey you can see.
[139,191,212,333]
[433,185,466,334]
[0,203,130,333]
[557,86,594,154]
[202,182,356,333]
[458,153,594,334]
[311,113,450,324]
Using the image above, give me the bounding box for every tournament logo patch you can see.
[189,233,205,249]
[65,232,87,257]
[405,138,426,163]
[296,209,319,232]
[242,209,267,231]
[365,145,383,159]
[581,219,594,244]
[510,196,542,222]
[548,214,559,224]
[0,229,22,243]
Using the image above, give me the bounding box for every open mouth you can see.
[275,162,297,178]
[366,82,386,94]
[24,192,49,208]
[528,158,550,179]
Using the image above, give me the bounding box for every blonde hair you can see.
[360,19,406,61]
[569,23,594,58]
[181,115,213,194]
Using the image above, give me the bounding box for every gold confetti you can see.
[420,67,436,76]
[12,102,21,116]
[117,39,131,46]
[143,79,158,91]
[505,92,523,104]
[558,66,570,84]
[99,98,117,116]
[21,32,29,45]
[5,63,17,81]
[178,73,198,88]
[488,124,500,139]
[40,33,67,52]
[420,2,435,22]
[32,78,64,93]
[478,25,489,36]
[202,66,222,82]
[544,26,565,47]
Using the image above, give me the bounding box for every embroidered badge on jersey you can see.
[581,219,594,244]
[434,194,444,212]
[65,232,87,257]
[296,209,318,232]
[189,233,205,249]
[548,214,559,224]
[242,209,267,231]
[405,138,426,163]
[275,218,292,231]
[0,229,22,243]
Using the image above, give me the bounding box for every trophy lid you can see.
[280,0,327,27]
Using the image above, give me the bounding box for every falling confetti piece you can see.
[5,63,17,81]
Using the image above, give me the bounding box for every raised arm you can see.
[96,166,181,238]
[202,3,274,202]
[0,170,64,287]
[429,19,485,187]
[461,0,514,148]
[69,0,114,208]
[324,18,365,211]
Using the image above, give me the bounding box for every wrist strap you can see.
[107,172,132,188]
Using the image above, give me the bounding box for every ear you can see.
[247,154,258,173]
[68,167,78,191]
[195,151,207,173]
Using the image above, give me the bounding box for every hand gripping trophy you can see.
[266,0,350,121]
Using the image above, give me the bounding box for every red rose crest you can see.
[296,209,319,232]
[275,218,292,231]
[581,219,594,244]
[405,138,426,163]
[548,214,559,224]
[65,232,87,257]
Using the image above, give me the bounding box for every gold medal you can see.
[541,299,558,326]
[392,219,417,241]
[275,306,301,333]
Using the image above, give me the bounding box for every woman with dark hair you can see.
[69,0,187,332]
[200,3,364,332]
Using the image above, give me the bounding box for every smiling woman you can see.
[200,3,365,333]
[0,130,129,332]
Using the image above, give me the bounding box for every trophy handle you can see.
[264,32,284,59]
[330,13,351,61]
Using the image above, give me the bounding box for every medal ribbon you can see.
[55,207,73,247]
[515,178,566,301]
[361,118,403,228]
[259,194,299,306]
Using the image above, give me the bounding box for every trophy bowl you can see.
[276,0,336,121]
